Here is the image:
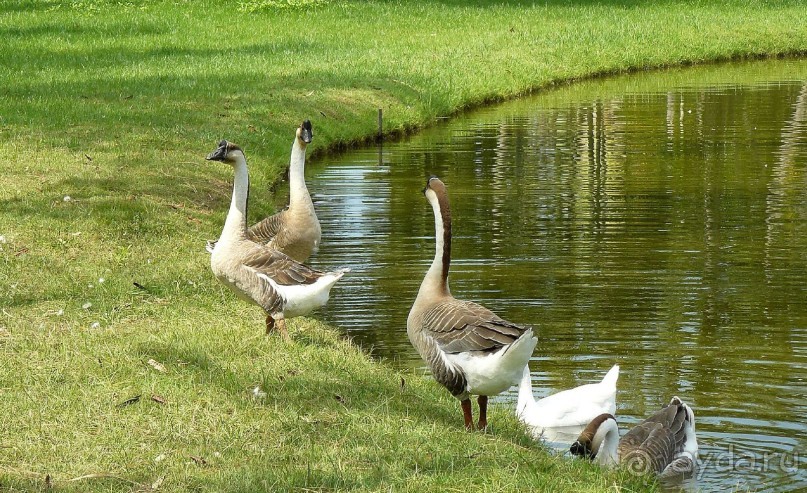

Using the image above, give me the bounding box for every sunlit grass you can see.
[0,315,655,492]
[1,0,805,490]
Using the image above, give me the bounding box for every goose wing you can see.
[241,245,324,286]
[421,299,529,354]
[247,209,287,245]
[619,402,687,474]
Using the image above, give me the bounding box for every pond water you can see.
[303,59,807,492]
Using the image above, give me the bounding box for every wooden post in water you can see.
[377,108,383,166]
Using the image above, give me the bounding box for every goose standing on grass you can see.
[207,120,320,263]
[570,396,698,479]
[206,139,347,340]
[248,120,320,262]
[517,364,619,443]
[407,176,538,431]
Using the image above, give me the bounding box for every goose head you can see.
[206,140,245,165]
[423,176,450,211]
[297,120,313,145]
[570,413,619,463]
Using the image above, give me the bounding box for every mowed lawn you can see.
[1,0,806,491]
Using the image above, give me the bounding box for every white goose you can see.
[207,120,321,263]
[516,364,619,443]
[407,176,538,430]
[570,396,698,479]
[206,140,347,340]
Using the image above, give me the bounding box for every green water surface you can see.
[306,58,807,492]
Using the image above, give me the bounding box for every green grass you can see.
[0,318,651,492]
[1,0,806,491]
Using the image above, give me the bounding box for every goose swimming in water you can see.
[517,364,619,443]
[570,396,698,479]
[206,139,347,340]
[407,176,538,430]
[207,120,321,263]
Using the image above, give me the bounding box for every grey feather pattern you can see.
[421,299,528,354]
[241,245,325,287]
[618,400,693,475]
[247,210,286,244]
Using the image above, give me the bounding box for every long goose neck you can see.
[288,138,311,210]
[221,155,249,241]
[593,419,620,466]
[420,187,451,298]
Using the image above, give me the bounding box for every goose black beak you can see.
[570,440,592,459]
[207,140,228,161]
[300,120,313,144]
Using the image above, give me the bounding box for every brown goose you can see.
[206,140,347,340]
[207,120,321,263]
[570,396,698,479]
[407,176,538,430]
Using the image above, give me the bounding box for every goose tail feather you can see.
[600,364,620,388]
[516,364,535,418]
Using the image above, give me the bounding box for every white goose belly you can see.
[446,331,537,396]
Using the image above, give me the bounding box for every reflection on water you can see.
[303,59,807,492]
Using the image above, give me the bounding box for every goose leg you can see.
[265,315,290,341]
[477,395,488,431]
[461,399,474,431]
[276,317,291,341]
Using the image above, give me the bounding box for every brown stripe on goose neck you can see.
[428,178,452,289]
[233,146,249,227]
[574,413,616,452]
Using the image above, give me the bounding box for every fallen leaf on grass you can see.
[116,395,141,408]
[147,359,167,373]
[190,455,207,466]
[151,394,167,405]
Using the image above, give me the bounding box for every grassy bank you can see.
[1,0,806,491]
[0,318,649,492]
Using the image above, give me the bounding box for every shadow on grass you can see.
[135,331,460,428]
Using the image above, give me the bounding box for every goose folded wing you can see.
[422,299,528,354]
[241,246,323,286]
[247,210,287,244]
[660,455,696,478]
[641,401,690,451]
[619,407,680,474]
